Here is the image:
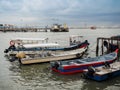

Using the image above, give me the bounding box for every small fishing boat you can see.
[4,37,48,53]
[90,26,96,30]
[16,43,88,65]
[50,49,118,75]
[83,60,120,81]
[4,36,89,56]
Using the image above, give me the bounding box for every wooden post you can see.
[96,38,99,56]
[101,39,104,55]
[117,39,119,46]
[118,40,120,61]
[111,39,113,45]
[108,39,110,53]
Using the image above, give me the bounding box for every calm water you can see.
[0,29,120,90]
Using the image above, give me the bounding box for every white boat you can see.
[83,60,120,81]
[4,36,89,57]
[15,43,88,65]
[9,37,48,45]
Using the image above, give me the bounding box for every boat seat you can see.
[95,68,101,72]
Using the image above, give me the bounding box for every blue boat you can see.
[83,59,120,81]
[4,36,89,56]
[50,49,118,75]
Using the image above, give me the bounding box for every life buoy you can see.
[10,40,15,46]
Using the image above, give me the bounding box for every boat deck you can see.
[20,47,87,64]
[93,61,120,75]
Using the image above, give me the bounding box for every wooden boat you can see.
[4,36,89,56]
[83,60,120,81]
[50,49,118,75]
[4,37,48,53]
[16,43,88,65]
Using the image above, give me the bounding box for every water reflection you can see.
[3,29,120,90]
[9,62,86,89]
[9,60,120,90]
[82,76,120,90]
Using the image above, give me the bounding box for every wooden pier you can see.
[96,37,120,57]
[0,27,50,32]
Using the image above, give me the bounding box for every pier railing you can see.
[0,27,49,32]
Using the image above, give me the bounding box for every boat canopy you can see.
[11,37,48,41]
[70,35,83,38]
[23,43,59,48]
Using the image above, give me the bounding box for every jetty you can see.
[96,36,120,57]
[0,27,50,32]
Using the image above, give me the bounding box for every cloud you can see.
[0,0,120,26]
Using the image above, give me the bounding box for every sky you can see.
[0,0,120,26]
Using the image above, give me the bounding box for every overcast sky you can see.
[0,0,120,26]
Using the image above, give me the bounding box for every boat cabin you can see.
[69,35,84,45]
[10,37,48,45]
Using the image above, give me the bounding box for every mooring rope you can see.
[88,42,97,52]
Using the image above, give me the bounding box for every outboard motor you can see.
[8,45,16,50]
[87,66,95,76]
[4,45,16,53]
[51,61,60,69]
[9,56,18,62]
[85,40,89,45]
[104,61,110,68]
[4,49,9,53]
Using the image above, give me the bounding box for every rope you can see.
[88,42,97,52]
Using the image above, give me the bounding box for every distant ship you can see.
[50,24,69,32]
[90,26,96,30]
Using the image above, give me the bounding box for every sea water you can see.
[0,29,120,90]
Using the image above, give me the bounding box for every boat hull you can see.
[51,49,118,75]
[20,47,87,65]
[84,61,120,81]
[5,40,89,56]
[51,60,114,75]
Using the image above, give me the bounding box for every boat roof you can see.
[11,38,48,41]
[111,35,120,40]
[23,43,59,48]
[70,35,83,38]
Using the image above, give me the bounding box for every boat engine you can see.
[51,61,60,69]
[104,61,110,68]
[87,66,95,76]
[4,49,9,53]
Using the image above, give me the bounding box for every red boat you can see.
[50,49,118,75]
